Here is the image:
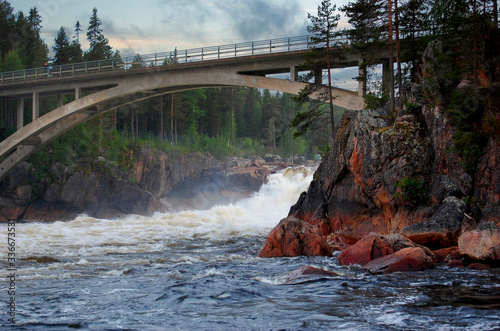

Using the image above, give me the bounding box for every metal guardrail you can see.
[0,34,349,85]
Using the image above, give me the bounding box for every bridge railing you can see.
[0,34,349,85]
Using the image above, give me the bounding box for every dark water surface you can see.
[1,168,499,330]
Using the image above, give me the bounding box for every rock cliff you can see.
[260,71,500,269]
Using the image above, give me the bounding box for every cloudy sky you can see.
[12,0,352,58]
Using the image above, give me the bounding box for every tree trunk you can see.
[326,19,335,145]
[395,0,402,98]
[131,109,134,140]
[388,0,395,113]
[160,95,164,142]
[494,0,498,28]
[171,93,174,144]
[136,110,139,139]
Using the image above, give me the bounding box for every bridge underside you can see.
[0,65,364,180]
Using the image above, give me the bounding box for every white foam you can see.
[0,167,315,260]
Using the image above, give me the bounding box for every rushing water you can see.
[1,167,500,330]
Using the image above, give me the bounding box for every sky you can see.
[12,0,352,58]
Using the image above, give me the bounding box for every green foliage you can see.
[395,177,429,208]
[318,142,330,159]
[3,49,24,71]
[445,87,489,174]
[402,100,419,114]
[364,91,388,110]
[452,130,486,174]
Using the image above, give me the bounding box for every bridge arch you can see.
[0,56,363,180]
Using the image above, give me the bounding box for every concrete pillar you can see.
[17,98,24,130]
[290,66,298,82]
[75,88,82,100]
[357,59,367,98]
[314,69,322,85]
[57,94,64,108]
[32,92,39,120]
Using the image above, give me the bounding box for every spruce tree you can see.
[53,27,71,65]
[24,6,48,68]
[0,0,15,59]
[74,20,82,42]
[85,7,112,61]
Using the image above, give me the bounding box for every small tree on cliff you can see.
[291,0,343,144]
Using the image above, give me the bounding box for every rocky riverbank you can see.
[259,44,500,271]
[0,147,313,222]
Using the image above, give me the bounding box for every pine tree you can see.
[342,0,387,96]
[291,0,343,143]
[399,0,431,73]
[85,7,112,61]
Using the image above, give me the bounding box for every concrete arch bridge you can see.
[0,35,365,180]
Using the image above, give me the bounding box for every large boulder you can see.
[337,233,395,266]
[337,233,433,266]
[458,222,500,261]
[400,196,467,249]
[258,216,332,258]
[363,247,434,274]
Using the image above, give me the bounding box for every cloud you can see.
[156,0,308,44]
[216,0,306,40]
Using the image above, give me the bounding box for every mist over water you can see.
[7,167,313,261]
[1,167,500,330]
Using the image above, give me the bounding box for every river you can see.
[1,167,499,330]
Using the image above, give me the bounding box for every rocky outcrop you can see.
[260,57,499,270]
[258,216,332,257]
[287,107,438,243]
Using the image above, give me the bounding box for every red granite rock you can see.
[469,263,492,270]
[363,247,434,274]
[337,234,395,266]
[458,223,500,261]
[432,246,461,264]
[258,216,332,258]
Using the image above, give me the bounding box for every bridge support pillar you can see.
[32,92,39,120]
[17,98,24,130]
[75,88,82,100]
[57,94,64,108]
[290,66,298,82]
[314,69,322,84]
[358,59,367,98]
